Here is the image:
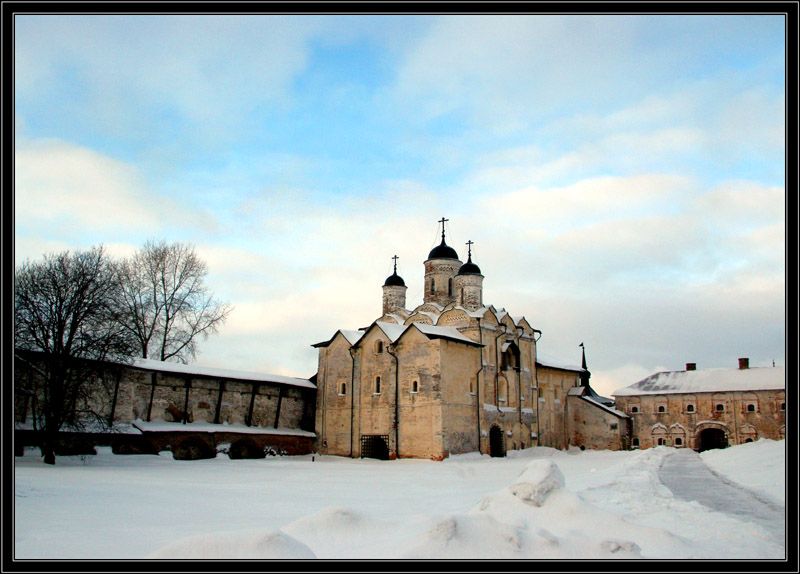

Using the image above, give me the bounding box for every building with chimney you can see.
[313,219,617,460]
[612,358,785,451]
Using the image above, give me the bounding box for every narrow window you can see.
[430,279,435,295]
[675,437,683,446]
[781,402,786,411]
[657,438,665,446]
[375,376,381,394]
[448,278,453,297]
[339,382,346,395]
[686,404,695,413]
[657,405,666,413]
[412,380,419,393]
[375,340,383,354]
[716,404,724,412]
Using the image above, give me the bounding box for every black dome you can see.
[427,239,459,260]
[457,258,482,276]
[383,272,406,287]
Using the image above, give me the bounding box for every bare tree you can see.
[116,240,232,364]
[14,246,135,464]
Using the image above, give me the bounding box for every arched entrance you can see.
[697,428,728,452]
[489,425,505,458]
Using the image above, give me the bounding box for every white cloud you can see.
[14,137,217,242]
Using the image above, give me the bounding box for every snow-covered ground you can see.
[14,439,786,560]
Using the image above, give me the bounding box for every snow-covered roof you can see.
[132,419,316,437]
[129,357,315,390]
[536,352,584,373]
[613,366,786,397]
[373,321,481,347]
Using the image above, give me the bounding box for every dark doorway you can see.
[697,428,728,452]
[489,425,505,458]
[360,435,390,460]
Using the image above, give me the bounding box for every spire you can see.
[579,343,590,387]
[580,342,587,370]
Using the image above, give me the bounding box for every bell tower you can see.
[382,255,407,315]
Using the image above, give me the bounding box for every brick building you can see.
[612,358,785,451]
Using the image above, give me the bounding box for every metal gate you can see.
[360,435,390,460]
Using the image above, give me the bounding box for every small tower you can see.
[454,240,484,311]
[423,218,462,307]
[579,342,591,388]
[382,255,407,315]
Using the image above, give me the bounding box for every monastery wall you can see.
[567,396,628,451]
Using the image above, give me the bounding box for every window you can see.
[686,404,695,413]
[375,376,381,395]
[657,438,666,446]
[781,402,786,411]
[657,405,666,413]
[411,380,419,393]
[375,340,383,354]
[716,404,724,412]
[448,278,453,297]
[430,279,435,295]
[498,379,507,402]
[744,438,753,443]
[630,406,639,414]
[632,438,640,448]
[610,423,618,430]
[746,404,756,412]
[339,382,346,395]
[674,437,683,446]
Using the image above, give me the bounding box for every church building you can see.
[313,219,618,460]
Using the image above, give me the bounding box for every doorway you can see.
[489,425,505,458]
[697,428,728,452]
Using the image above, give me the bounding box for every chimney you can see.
[685,363,696,371]
[738,357,749,370]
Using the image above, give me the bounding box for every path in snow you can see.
[658,449,785,547]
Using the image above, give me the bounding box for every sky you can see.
[14,13,786,398]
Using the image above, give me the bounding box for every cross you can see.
[392,254,399,273]
[438,217,449,240]
[466,240,474,258]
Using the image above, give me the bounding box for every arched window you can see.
[674,437,683,446]
[448,278,453,297]
[686,404,695,413]
[657,438,666,446]
[745,438,753,443]
[375,376,381,394]
[375,340,383,354]
[498,379,507,402]
[430,279,435,295]
[716,404,724,412]
[746,404,756,412]
[411,380,419,393]
[657,405,666,413]
[339,382,346,395]
[630,406,639,414]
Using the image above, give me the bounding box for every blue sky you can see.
[14,14,786,396]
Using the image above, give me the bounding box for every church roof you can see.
[370,321,482,347]
[383,272,406,287]
[457,257,482,276]
[612,366,786,397]
[536,352,585,373]
[427,238,460,261]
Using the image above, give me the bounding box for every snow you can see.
[536,352,584,372]
[613,366,785,396]
[132,419,316,438]
[128,356,316,389]
[14,440,785,560]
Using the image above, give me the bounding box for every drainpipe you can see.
[475,324,485,453]
[494,324,507,409]
[348,345,357,457]
[387,343,400,459]
[515,326,523,425]
[533,329,542,446]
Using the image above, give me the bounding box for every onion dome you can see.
[457,240,482,275]
[383,255,406,287]
[428,238,459,260]
[427,218,459,260]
